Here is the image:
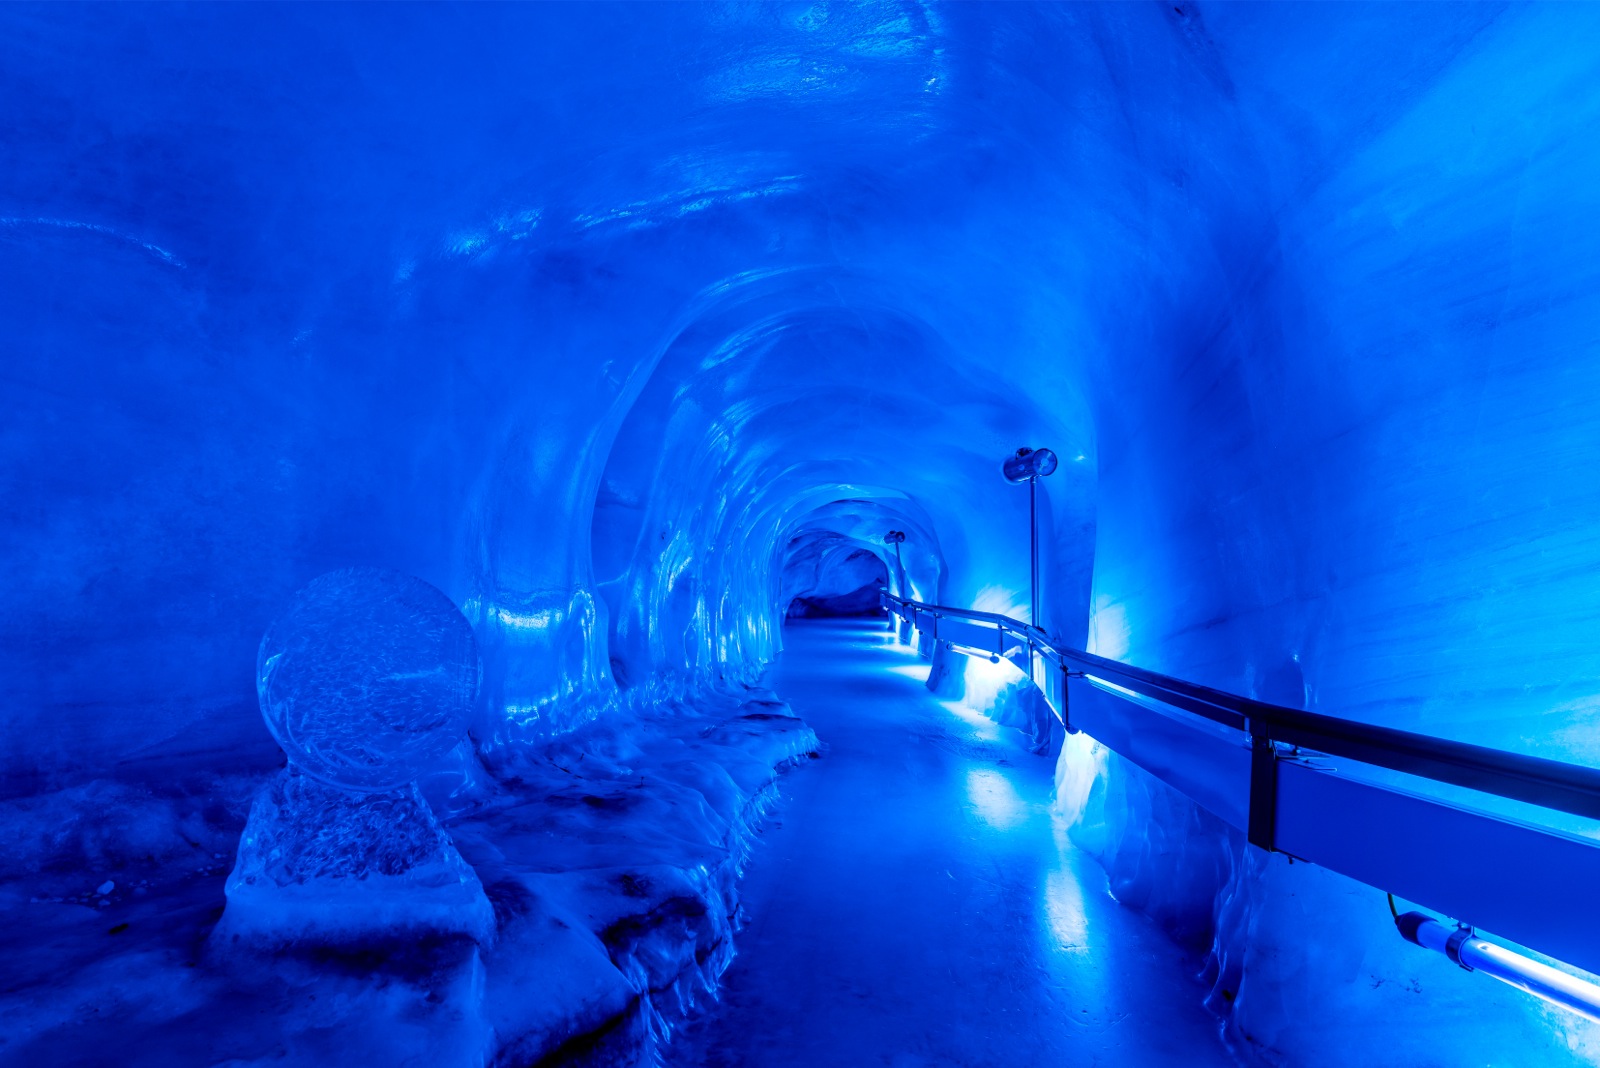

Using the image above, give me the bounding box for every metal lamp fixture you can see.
[1001,446,1059,484]
[1002,447,1057,627]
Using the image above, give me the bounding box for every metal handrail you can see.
[884,592,1600,823]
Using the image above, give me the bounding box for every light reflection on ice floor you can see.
[965,768,1026,829]
[667,618,1237,1067]
[1044,867,1091,954]
[886,661,932,681]
[939,696,1003,741]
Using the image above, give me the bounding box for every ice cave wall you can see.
[2,3,1106,793]
[588,262,1096,695]
[1053,5,1600,1061]
[5,2,1600,1062]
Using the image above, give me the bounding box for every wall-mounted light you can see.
[1001,446,1059,484]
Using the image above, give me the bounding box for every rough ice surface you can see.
[780,536,887,618]
[1,683,818,1064]
[3,2,1600,1065]
[258,568,479,793]
[927,645,1056,754]
[217,771,495,947]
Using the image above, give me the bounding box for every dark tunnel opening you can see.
[782,542,889,620]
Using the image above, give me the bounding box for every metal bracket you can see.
[1059,666,1085,735]
[1248,725,1279,852]
[1446,925,1477,971]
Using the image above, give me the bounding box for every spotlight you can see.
[1001,446,1058,484]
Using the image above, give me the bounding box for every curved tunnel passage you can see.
[3,4,1600,1066]
[779,531,888,620]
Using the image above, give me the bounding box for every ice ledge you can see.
[0,686,818,1066]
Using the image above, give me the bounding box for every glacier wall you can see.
[4,1,1600,1063]
[1049,5,1600,1062]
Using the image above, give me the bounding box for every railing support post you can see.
[1059,662,1079,735]
[1248,725,1279,852]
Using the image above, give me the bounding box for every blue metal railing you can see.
[881,590,1600,1002]
[883,592,1600,823]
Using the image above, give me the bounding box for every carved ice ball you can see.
[257,568,479,792]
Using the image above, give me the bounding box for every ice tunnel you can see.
[4,3,1600,1065]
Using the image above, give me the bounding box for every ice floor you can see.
[669,619,1239,1068]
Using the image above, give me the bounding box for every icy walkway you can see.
[669,619,1239,1068]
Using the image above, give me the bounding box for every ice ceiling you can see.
[4,2,1600,1062]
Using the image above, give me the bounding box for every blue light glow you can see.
[3,3,1600,1064]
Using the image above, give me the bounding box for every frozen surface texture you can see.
[780,538,887,618]
[926,643,1056,754]
[259,568,479,793]
[1056,735,1600,1066]
[0,686,817,1065]
[3,2,1600,1065]
[217,772,494,946]
[215,568,491,946]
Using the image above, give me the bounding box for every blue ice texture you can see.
[219,568,492,946]
[3,2,1600,1066]
[258,567,479,793]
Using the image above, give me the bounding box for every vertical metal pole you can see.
[1029,476,1041,688]
[1029,475,1039,628]
[892,540,908,643]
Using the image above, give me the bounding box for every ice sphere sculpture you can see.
[216,569,493,948]
[258,567,479,792]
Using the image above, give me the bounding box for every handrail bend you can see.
[883,592,1600,821]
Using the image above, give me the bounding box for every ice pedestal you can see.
[218,769,494,945]
[217,568,493,947]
